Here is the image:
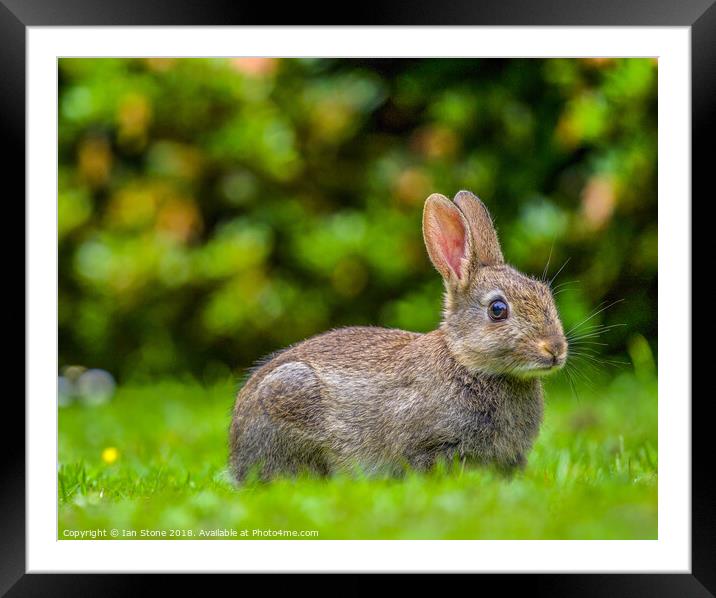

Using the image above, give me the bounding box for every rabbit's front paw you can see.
[496,454,527,478]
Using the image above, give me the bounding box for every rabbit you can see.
[229,190,567,481]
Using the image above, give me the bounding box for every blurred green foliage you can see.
[58,58,657,381]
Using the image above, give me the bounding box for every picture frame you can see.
[7,0,707,591]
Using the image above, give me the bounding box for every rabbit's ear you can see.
[453,190,504,266]
[423,193,473,285]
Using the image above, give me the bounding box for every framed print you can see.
[6,0,709,593]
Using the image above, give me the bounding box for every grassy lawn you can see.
[58,368,657,540]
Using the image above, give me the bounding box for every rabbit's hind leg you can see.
[230,361,330,482]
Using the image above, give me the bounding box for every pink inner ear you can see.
[434,205,467,279]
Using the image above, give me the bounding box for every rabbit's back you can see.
[230,326,543,479]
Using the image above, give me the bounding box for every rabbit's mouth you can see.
[534,363,564,374]
[511,359,565,378]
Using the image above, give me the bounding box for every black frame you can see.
[5,0,707,593]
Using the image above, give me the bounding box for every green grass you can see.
[58,368,657,539]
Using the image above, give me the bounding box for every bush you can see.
[58,58,657,381]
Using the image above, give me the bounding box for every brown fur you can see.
[229,191,567,481]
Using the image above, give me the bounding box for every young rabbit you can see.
[229,191,567,481]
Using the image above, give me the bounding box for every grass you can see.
[58,366,657,540]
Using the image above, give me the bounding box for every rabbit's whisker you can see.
[570,350,629,373]
[567,331,620,343]
[553,283,581,297]
[541,241,555,283]
[569,352,603,368]
[565,299,624,336]
[574,321,626,332]
[569,346,606,355]
[562,366,581,402]
[552,279,580,292]
[553,282,581,297]
[567,323,626,342]
[566,361,595,388]
[548,257,571,287]
[570,354,605,369]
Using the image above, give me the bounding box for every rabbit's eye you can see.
[488,300,509,321]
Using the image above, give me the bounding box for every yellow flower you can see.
[101,447,119,465]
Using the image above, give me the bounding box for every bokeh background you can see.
[58,58,657,383]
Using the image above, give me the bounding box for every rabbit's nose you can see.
[539,336,567,364]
